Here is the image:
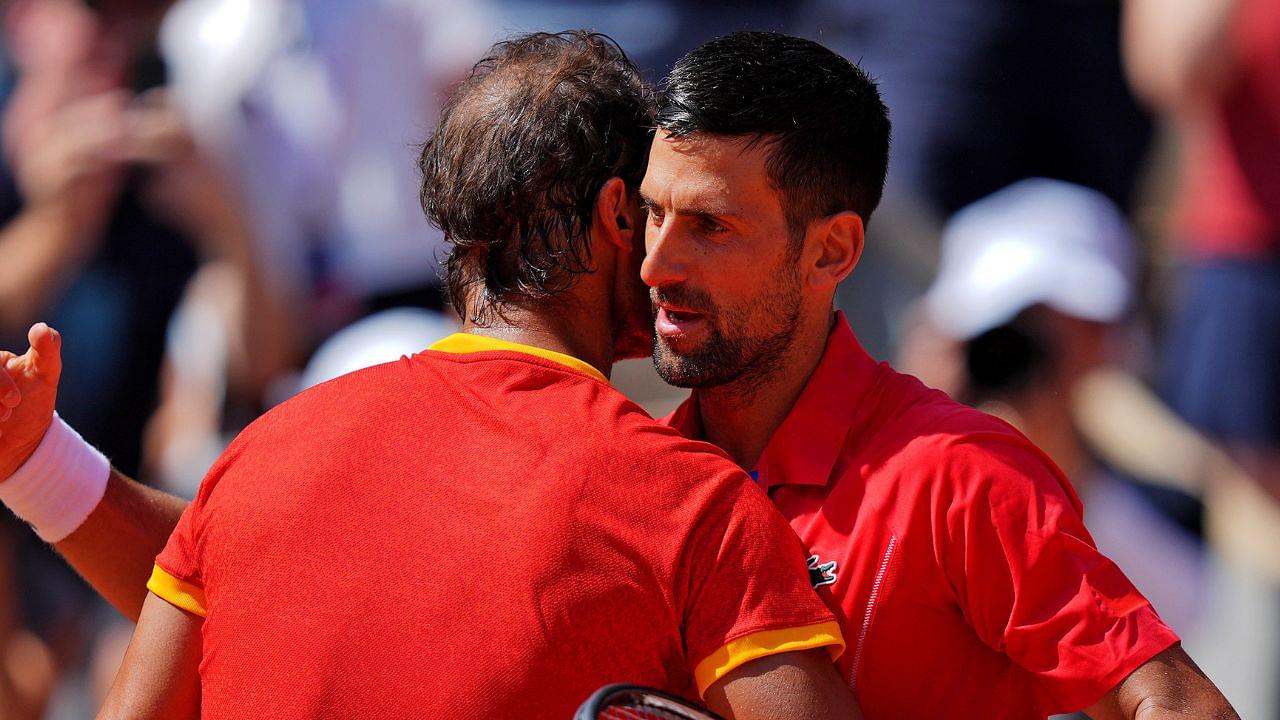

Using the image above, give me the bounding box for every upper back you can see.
[166,347,790,717]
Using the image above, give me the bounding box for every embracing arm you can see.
[705,648,862,720]
[98,592,202,720]
[0,324,188,620]
[56,471,188,620]
[1085,644,1238,720]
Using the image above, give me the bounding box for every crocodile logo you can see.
[807,554,838,588]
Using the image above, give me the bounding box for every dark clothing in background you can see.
[0,160,197,480]
[0,55,197,638]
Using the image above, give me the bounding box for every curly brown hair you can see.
[420,31,654,322]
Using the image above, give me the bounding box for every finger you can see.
[25,323,62,384]
[0,357,18,408]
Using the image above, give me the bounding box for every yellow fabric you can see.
[429,333,608,383]
[147,564,209,618]
[692,620,846,697]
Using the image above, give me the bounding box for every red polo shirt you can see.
[148,334,842,719]
[663,313,1179,718]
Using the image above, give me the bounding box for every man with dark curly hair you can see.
[0,32,860,720]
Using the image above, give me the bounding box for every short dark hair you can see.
[656,31,890,239]
[420,31,653,320]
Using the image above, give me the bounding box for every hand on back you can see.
[0,323,63,481]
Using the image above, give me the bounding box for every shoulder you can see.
[854,367,1081,514]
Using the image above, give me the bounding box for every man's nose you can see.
[641,220,689,290]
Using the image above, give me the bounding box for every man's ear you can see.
[807,211,864,290]
[593,177,634,251]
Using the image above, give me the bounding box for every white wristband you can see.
[0,413,110,543]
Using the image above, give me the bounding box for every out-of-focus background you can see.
[0,0,1275,717]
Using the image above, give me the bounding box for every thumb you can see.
[24,323,62,385]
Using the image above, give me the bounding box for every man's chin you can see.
[651,343,713,389]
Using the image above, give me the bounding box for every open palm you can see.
[0,324,62,481]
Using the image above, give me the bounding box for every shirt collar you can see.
[428,333,609,383]
[663,312,881,490]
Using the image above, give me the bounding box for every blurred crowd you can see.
[0,0,1275,717]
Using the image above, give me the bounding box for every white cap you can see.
[301,308,458,389]
[925,178,1137,340]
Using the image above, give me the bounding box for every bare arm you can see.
[0,202,104,335]
[1122,0,1241,110]
[0,90,129,335]
[704,649,862,720]
[1085,644,1238,720]
[1,324,188,621]
[56,470,188,620]
[97,592,202,720]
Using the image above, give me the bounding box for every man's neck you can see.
[461,299,615,380]
[696,311,835,470]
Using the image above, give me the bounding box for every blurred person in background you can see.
[798,0,1153,360]
[140,0,490,494]
[0,0,285,715]
[491,0,797,81]
[1125,0,1280,714]
[905,179,1206,642]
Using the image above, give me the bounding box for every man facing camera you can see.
[642,31,1236,720]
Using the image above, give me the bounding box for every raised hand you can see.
[0,324,63,482]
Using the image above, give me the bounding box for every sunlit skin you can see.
[609,190,656,361]
[640,133,799,383]
[640,130,863,468]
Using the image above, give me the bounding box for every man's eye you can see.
[699,218,727,234]
[647,208,664,225]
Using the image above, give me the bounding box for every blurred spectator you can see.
[161,0,493,332]
[0,0,288,714]
[1125,0,1280,497]
[142,0,494,493]
[798,0,1152,359]
[904,179,1207,640]
[1125,0,1280,714]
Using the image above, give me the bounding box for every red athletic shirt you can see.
[149,334,842,719]
[663,314,1179,719]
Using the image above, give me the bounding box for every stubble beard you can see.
[651,270,803,398]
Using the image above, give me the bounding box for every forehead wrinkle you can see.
[645,142,771,221]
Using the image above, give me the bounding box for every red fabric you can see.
[156,346,833,719]
[663,313,1180,719]
[1180,0,1280,258]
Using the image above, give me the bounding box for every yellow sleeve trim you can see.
[147,565,208,618]
[692,620,846,697]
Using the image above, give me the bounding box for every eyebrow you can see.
[639,192,741,221]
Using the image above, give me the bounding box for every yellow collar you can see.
[428,333,608,383]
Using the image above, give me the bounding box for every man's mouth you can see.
[655,304,707,337]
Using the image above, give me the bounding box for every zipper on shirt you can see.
[850,534,897,690]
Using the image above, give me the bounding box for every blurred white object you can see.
[300,308,458,389]
[926,178,1137,340]
[161,0,496,300]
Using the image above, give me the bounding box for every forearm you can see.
[1133,698,1239,720]
[0,203,97,334]
[1088,645,1239,720]
[55,469,188,621]
[190,192,298,397]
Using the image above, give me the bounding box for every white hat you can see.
[925,178,1137,340]
[301,308,458,389]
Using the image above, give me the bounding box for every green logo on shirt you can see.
[807,554,838,588]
